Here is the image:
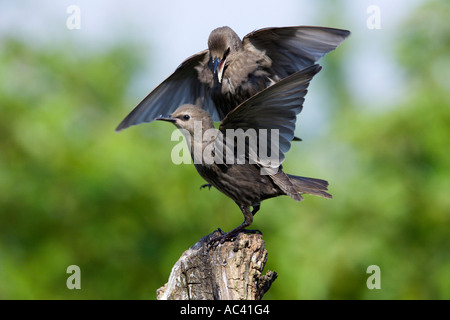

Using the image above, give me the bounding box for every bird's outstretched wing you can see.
[116,50,218,131]
[218,64,322,169]
[243,26,349,79]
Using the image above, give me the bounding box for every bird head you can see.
[155,104,214,136]
[208,26,242,84]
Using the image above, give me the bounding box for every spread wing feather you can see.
[244,26,349,79]
[116,50,218,131]
[218,64,322,168]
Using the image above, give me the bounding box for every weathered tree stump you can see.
[157,230,277,300]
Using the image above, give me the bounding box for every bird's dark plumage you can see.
[155,65,331,244]
[116,25,350,131]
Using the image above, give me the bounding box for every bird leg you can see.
[251,204,260,216]
[200,183,212,190]
[209,205,262,246]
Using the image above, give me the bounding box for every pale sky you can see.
[0,0,424,134]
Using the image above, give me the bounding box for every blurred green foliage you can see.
[0,0,448,299]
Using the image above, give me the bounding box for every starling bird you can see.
[116,25,350,131]
[155,65,331,244]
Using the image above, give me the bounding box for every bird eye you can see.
[182,114,190,121]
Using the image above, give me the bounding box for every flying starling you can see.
[116,25,349,131]
[154,65,331,244]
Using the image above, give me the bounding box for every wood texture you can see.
[157,230,277,300]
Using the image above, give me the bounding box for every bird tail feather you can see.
[286,174,332,199]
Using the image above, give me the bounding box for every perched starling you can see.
[155,65,331,244]
[116,25,350,131]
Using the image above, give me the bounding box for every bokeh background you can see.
[0,0,449,299]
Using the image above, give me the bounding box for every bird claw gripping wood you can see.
[207,228,262,248]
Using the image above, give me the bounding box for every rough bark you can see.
[157,230,277,300]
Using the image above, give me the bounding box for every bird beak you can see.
[212,57,225,83]
[155,115,176,123]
